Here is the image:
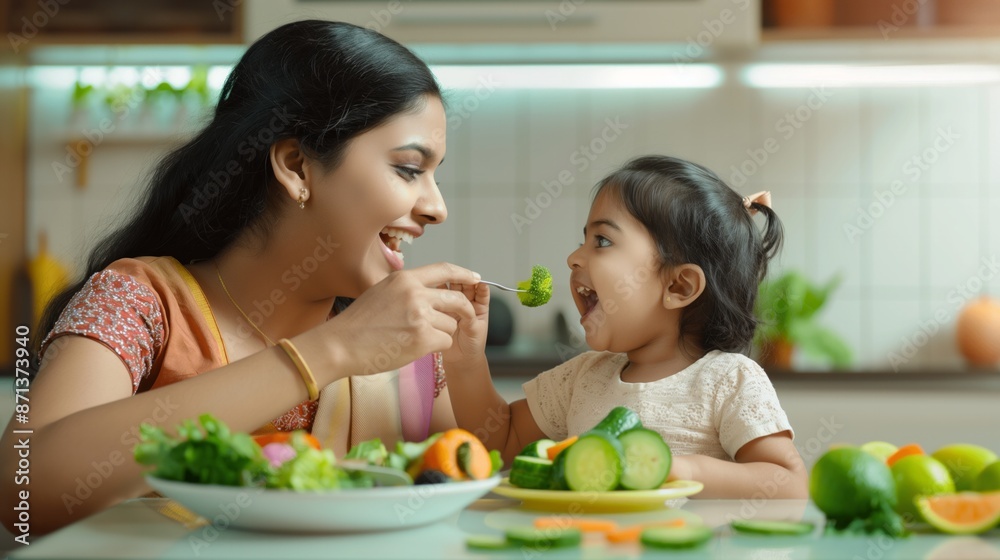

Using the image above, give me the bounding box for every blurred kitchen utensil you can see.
[337,459,413,487]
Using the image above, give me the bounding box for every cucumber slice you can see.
[563,430,623,492]
[619,428,672,490]
[518,439,556,459]
[465,535,511,550]
[509,456,554,489]
[640,526,714,549]
[593,406,642,438]
[730,520,815,536]
[548,448,569,490]
[505,526,582,549]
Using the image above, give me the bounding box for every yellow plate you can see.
[491,479,703,513]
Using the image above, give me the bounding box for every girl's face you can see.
[567,191,670,353]
[308,95,448,297]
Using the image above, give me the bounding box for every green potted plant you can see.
[754,271,852,369]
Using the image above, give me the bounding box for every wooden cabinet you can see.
[2,0,242,47]
[245,0,759,47]
[762,0,1000,40]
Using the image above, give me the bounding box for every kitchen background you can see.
[2,0,1000,461]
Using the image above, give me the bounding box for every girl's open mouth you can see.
[575,284,600,320]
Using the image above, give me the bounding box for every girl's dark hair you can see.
[33,20,441,355]
[595,155,783,355]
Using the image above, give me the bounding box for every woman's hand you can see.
[320,262,480,379]
[441,281,490,366]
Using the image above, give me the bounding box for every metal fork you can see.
[479,280,527,293]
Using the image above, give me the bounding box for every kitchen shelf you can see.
[762,25,1000,42]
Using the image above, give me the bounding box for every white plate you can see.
[145,475,500,534]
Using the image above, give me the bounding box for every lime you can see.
[861,441,899,463]
[890,455,954,521]
[810,447,896,521]
[974,461,1000,492]
[931,444,998,491]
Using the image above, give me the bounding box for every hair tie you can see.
[742,191,772,216]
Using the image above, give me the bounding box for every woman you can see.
[1,20,482,534]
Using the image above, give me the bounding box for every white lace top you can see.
[522,350,793,461]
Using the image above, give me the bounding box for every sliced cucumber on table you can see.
[518,439,555,459]
[619,428,672,490]
[640,526,714,549]
[592,406,642,437]
[561,429,623,492]
[730,520,815,535]
[548,448,570,490]
[509,456,553,489]
[505,526,583,549]
[465,534,511,550]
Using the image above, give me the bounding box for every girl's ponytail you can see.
[751,201,784,284]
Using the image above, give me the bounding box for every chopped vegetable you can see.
[253,432,321,450]
[640,526,714,549]
[516,265,553,307]
[505,526,582,549]
[489,449,503,476]
[509,456,554,489]
[619,428,672,490]
[134,414,270,487]
[606,519,687,543]
[592,406,642,438]
[532,517,618,534]
[518,439,556,459]
[345,438,389,466]
[420,429,492,480]
[561,430,623,492]
[730,520,815,536]
[546,436,579,461]
[465,535,511,550]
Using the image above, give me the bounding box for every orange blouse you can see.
[40,256,315,432]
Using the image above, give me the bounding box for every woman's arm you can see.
[0,263,480,535]
[667,432,808,499]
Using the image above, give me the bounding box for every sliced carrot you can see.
[253,432,321,450]
[533,517,618,534]
[887,443,925,467]
[605,519,687,544]
[546,436,579,461]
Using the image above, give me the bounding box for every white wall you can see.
[26,66,1000,371]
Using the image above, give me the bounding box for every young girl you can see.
[445,155,808,499]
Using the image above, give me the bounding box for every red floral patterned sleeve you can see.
[40,270,165,394]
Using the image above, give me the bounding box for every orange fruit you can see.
[886,443,924,467]
[916,491,1000,535]
[955,297,1000,366]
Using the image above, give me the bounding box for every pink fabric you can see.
[399,353,436,442]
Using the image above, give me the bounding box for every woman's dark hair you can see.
[33,20,441,355]
[594,155,783,355]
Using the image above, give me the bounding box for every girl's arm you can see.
[441,282,548,463]
[667,432,808,499]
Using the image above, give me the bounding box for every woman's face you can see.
[566,190,669,353]
[308,95,448,297]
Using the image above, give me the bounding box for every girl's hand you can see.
[323,263,480,378]
[440,281,490,366]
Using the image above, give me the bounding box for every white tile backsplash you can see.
[927,197,982,289]
[27,76,996,370]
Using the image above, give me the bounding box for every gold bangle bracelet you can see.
[277,338,319,401]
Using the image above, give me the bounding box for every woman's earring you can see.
[298,188,307,209]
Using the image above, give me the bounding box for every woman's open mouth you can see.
[378,226,414,271]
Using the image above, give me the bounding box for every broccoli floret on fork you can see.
[516,265,553,308]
